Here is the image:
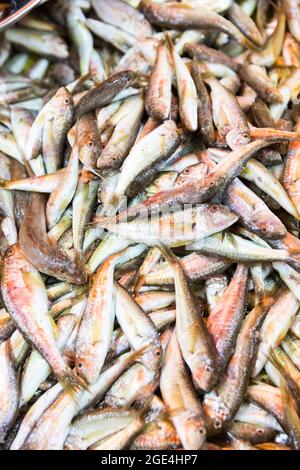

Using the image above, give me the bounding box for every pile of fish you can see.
[1,0,300,451]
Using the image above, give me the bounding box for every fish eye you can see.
[208,181,214,187]
[257,428,264,435]
[88,141,94,149]
[6,247,14,257]
[199,427,205,435]
[154,348,161,357]
[243,133,248,139]
[64,98,70,105]
[205,364,213,373]
[77,362,83,369]
[210,205,219,213]
[213,418,223,429]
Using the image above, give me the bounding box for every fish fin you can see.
[82,165,107,181]
[154,242,179,268]
[58,366,90,398]
[0,178,8,188]
[264,348,291,384]
[167,2,194,9]
[49,315,59,338]
[163,31,175,54]
[73,250,87,282]
[90,215,110,228]
[226,232,239,249]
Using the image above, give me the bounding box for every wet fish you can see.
[160,330,206,450]
[1,244,85,392]
[19,193,85,284]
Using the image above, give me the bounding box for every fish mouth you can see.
[0,0,42,32]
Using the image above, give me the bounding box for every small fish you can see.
[66,5,94,77]
[0,341,19,444]
[75,246,145,384]
[191,60,215,145]
[1,244,85,392]
[160,330,206,450]
[165,34,198,132]
[144,252,230,286]
[46,142,79,230]
[115,119,182,198]
[75,70,137,119]
[96,204,238,247]
[203,295,276,434]
[207,264,249,370]
[5,28,69,59]
[227,2,264,47]
[98,94,144,171]
[254,288,300,377]
[239,64,283,104]
[250,9,286,67]
[65,408,139,450]
[114,281,162,372]
[146,42,173,121]
[140,0,258,49]
[92,0,153,40]
[204,72,251,150]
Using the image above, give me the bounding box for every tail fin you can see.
[73,250,88,283]
[164,30,175,54]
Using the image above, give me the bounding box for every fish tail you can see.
[163,30,175,53]
[73,250,88,282]
[91,215,109,227]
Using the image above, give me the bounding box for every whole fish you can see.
[75,70,137,119]
[1,244,85,391]
[96,204,238,247]
[160,330,206,450]
[115,119,182,198]
[140,0,258,49]
[98,94,144,171]
[75,246,145,384]
[203,295,277,434]
[159,244,219,392]
[146,42,172,121]
[0,341,19,444]
[207,264,249,370]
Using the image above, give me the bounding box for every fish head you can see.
[251,210,287,239]
[192,356,219,393]
[140,339,163,372]
[52,87,75,117]
[203,204,239,233]
[96,148,120,172]
[4,243,22,265]
[79,138,102,168]
[173,409,206,450]
[202,390,227,435]
[226,128,251,150]
[54,252,86,285]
